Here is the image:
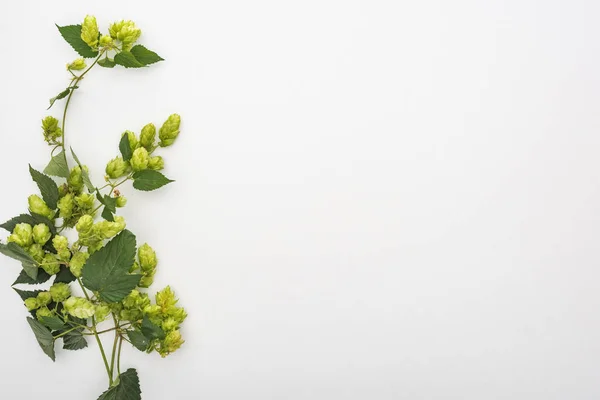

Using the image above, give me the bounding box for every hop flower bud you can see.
[63,297,95,319]
[27,244,45,263]
[143,304,162,321]
[58,193,75,219]
[116,196,127,208]
[109,20,141,50]
[42,116,62,144]
[8,223,33,247]
[159,114,181,147]
[32,224,51,245]
[69,251,89,277]
[75,192,95,211]
[58,183,69,198]
[76,215,94,236]
[37,291,52,307]
[169,307,188,324]
[106,157,129,179]
[130,147,149,171]
[28,195,54,219]
[68,166,85,192]
[140,123,156,149]
[49,282,71,303]
[138,244,158,272]
[148,156,164,170]
[99,34,113,48]
[36,307,54,320]
[81,15,99,48]
[67,58,87,71]
[41,253,61,275]
[162,317,179,332]
[159,329,184,357]
[138,273,154,288]
[24,298,39,311]
[94,216,126,239]
[156,286,178,310]
[95,303,111,322]
[52,235,69,251]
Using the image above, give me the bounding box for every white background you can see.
[0,0,599,399]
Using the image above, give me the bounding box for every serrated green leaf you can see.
[56,24,99,58]
[98,57,116,68]
[48,86,77,110]
[27,317,55,361]
[102,207,115,222]
[12,268,51,286]
[13,288,42,301]
[127,329,150,352]
[129,45,164,66]
[96,192,117,213]
[119,132,133,162]
[82,230,141,302]
[97,369,141,400]
[132,170,174,191]
[141,316,165,340]
[44,150,69,178]
[70,147,95,191]
[1,213,56,235]
[114,51,144,68]
[29,165,59,210]
[39,316,67,331]
[62,329,88,350]
[54,265,76,284]
[0,242,39,279]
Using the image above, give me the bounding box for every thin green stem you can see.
[117,336,123,376]
[52,325,80,339]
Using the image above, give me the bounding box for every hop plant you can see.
[0,15,186,399]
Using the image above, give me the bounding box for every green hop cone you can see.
[41,253,61,275]
[49,282,71,303]
[130,147,149,171]
[109,20,141,50]
[116,195,127,208]
[58,193,75,219]
[68,166,86,193]
[161,317,179,332]
[95,303,111,322]
[27,244,45,263]
[138,273,154,288]
[36,292,52,307]
[28,195,54,219]
[32,223,51,245]
[52,235,68,251]
[24,298,39,311]
[75,192,95,211]
[69,251,89,277]
[8,223,33,247]
[67,58,87,71]
[140,123,156,149]
[159,114,181,147]
[93,216,126,239]
[138,243,157,272]
[81,15,99,48]
[76,215,94,236]
[159,329,184,357]
[36,307,54,320]
[148,156,164,170]
[42,116,62,144]
[125,130,139,151]
[63,297,95,319]
[106,157,129,179]
[99,34,113,48]
[156,286,178,310]
[169,307,188,324]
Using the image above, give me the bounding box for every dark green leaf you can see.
[70,147,95,191]
[141,316,165,340]
[29,165,59,209]
[132,170,174,191]
[102,207,115,222]
[119,132,133,162]
[96,192,117,213]
[48,86,77,110]
[82,230,141,302]
[62,329,88,350]
[98,57,116,68]
[97,368,141,400]
[54,265,76,284]
[56,24,99,58]
[0,242,39,279]
[27,317,55,361]
[1,213,56,235]
[13,288,42,301]
[127,329,150,352]
[129,45,164,66]
[13,268,51,286]
[44,150,69,178]
[39,316,67,331]
[114,51,144,68]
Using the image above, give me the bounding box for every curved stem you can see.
[117,336,123,376]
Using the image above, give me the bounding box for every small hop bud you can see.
[162,317,179,332]
[42,116,62,144]
[24,298,39,311]
[8,223,33,247]
[67,58,87,71]
[156,286,178,310]
[49,283,71,303]
[106,157,129,179]
[69,251,89,277]
[58,183,69,198]
[123,130,139,151]
[27,244,45,263]
[130,147,149,171]
[63,297,96,319]
[138,244,158,272]
[52,235,69,251]
[140,123,156,149]
[36,291,52,307]
[28,195,54,219]
[41,253,60,275]
[138,273,154,288]
[75,192,95,211]
[68,166,85,192]
[58,193,75,219]
[81,15,99,48]
[159,114,181,147]
[148,156,164,170]
[159,329,184,357]
[116,195,127,208]
[169,307,188,324]
[32,224,51,245]
[95,303,111,322]
[36,307,54,320]
[109,20,141,50]
[76,215,94,236]
[99,34,113,48]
